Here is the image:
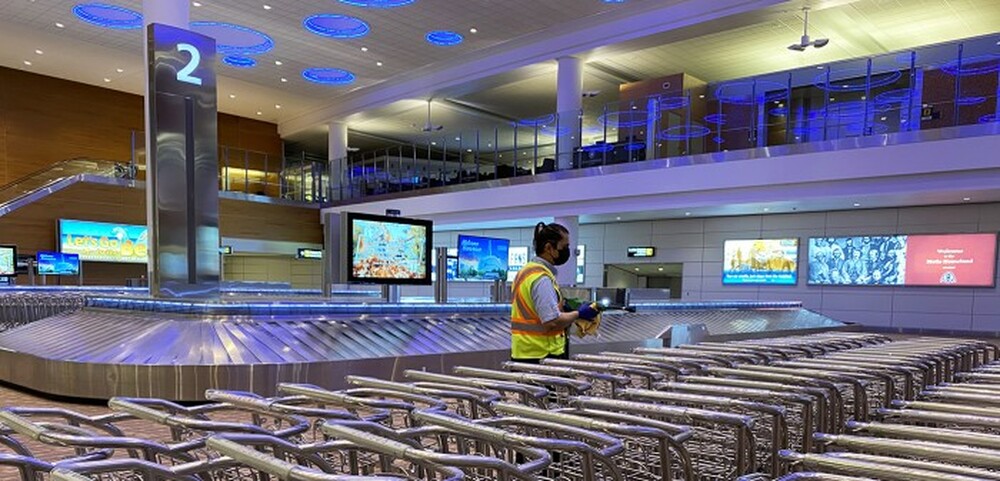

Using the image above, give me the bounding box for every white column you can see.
[556,57,583,171]
[554,215,580,287]
[143,0,189,28]
[328,121,348,200]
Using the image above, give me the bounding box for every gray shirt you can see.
[528,256,561,324]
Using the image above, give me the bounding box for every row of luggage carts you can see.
[0,292,86,331]
[0,331,995,481]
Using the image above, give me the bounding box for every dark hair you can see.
[533,222,568,256]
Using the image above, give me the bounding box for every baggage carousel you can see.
[0,292,849,400]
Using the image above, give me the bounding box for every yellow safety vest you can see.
[510,261,564,359]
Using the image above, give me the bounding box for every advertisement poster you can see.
[59,219,148,263]
[808,233,996,287]
[36,252,80,276]
[351,219,428,280]
[0,246,14,276]
[903,234,996,287]
[507,246,529,282]
[723,239,799,285]
[458,235,510,281]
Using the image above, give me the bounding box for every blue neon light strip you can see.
[302,67,356,85]
[426,30,463,46]
[339,0,415,7]
[189,21,275,55]
[303,14,371,38]
[222,55,257,68]
[72,3,143,30]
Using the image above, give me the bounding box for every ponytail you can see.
[533,222,568,256]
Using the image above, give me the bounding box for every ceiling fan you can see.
[412,99,444,132]
[788,7,829,52]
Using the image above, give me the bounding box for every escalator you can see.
[0,158,129,217]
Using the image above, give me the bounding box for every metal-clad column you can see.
[556,56,583,170]
[328,121,348,201]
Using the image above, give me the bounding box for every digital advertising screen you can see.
[36,251,80,276]
[576,244,586,284]
[347,212,432,285]
[723,239,799,285]
[807,233,997,287]
[507,246,529,282]
[0,245,15,277]
[458,234,510,281]
[59,219,148,263]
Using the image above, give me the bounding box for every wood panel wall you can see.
[0,66,283,186]
[0,182,321,285]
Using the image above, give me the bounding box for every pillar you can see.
[143,0,189,28]
[554,215,580,287]
[556,57,583,171]
[328,122,348,200]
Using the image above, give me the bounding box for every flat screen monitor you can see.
[59,219,148,263]
[458,234,510,281]
[347,212,432,285]
[507,246,529,282]
[723,239,799,285]
[36,251,80,276]
[807,233,997,287]
[0,245,15,277]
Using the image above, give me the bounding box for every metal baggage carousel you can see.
[0,292,849,400]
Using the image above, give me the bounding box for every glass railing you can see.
[0,159,122,216]
[330,33,1000,202]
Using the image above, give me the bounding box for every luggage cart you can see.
[494,402,696,481]
[678,343,790,363]
[622,389,788,477]
[345,376,501,419]
[739,473,877,481]
[657,381,818,452]
[451,367,593,407]
[922,385,1000,406]
[542,358,668,389]
[633,349,742,368]
[572,397,757,481]
[674,346,767,365]
[575,353,698,378]
[726,366,869,422]
[277,384,448,429]
[504,362,630,398]
[846,420,1000,451]
[403,370,550,408]
[414,409,627,481]
[812,432,1000,471]
[778,450,987,481]
[770,361,895,410]
[321,418,552,481]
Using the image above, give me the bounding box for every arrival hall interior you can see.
[0,0,999,479]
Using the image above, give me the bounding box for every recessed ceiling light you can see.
[55,22,65,28]
[262,4,272,10]
[634,267,640,271]
[763,207,770,212]
[466,148,472,152]
[229,94,236,98]
[116,68,124,73]
[454,137,460,141]
[487,143,492,147]
[469,27,478,33]
[35,49,44,55]
[431,141,437,145]
[880,116,887,121]
[256,111,262,115]
[658,267,664,271]
[853,202,861,207]
[816,66,824,69]
[376,61,383,66]
[616,216,621,220]
[192,1,202,6]
[698,94,705,99]
[280,77,288,82]
[360,46,368,52]
[830,97,836,101]
[963,197,972,201]
[23,60,31,66]
[684,212,691,216]
[275,104,281,109]
[274,60,282,66]
[103,77,111,82]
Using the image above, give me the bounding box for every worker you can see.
[510,222,599,363]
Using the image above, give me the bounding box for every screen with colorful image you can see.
[59,219,148,263]
[0,245,15,277]
[36,251,80,276]
[458,235,510,281]
[807,233,996,287]
[348,212,432,285]
[576,244,586,284]
[507,246,529,282]
[723,239,799,285]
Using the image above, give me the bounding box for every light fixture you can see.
[469,27,477,33]
[192,1,202,6]
[302,67,356,85]
[658,267,664,271]
[256,111,262,115]
[304,14,370,39]
[34,49,43,55]
[116,68,124,73]
[222,55,257,68]
[376,61,383,66]
[963,197,972,201]
[616,216,621,221]
[426,30,464,46]
[788,7,829,52]
[431,141,437,145]
[103,77,111,82]
[466,148,472,152]
[280,77,288,82]
[229,94,236,98]
[275,104,282,109]
[684,212,691,216]
[634,267,640,271]
[274,60,282,65]
[361,46,369,52]
[73,3,144,30]
[338,0,414,7]
[262,4,271,9]
[23,60,31,66]
[698,94,705,99]
[454,137,460,141]
[763,207,770,212]
[853,202,861,207]
[55,22,65,28]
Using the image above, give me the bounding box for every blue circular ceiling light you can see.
[302,67,356,85]
[704,114,727,125]
[73,3,143,30]
[190,21,274,55]
[813,68,902,92]
[304,14,370,38]
[222,55,257,68]
[517,114,556,127]
[339,0,414,7]
[660,125,711,141]
[597,110,659,129]
[714,80,787,105]
[874,88,913,106]
[426,31,463,46]
[659,96,689,110]
[941,55,1000,76]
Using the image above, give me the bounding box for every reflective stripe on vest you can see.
[510,262,564,358]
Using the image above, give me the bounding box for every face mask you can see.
[554,245,571,266]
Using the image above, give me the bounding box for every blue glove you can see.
[577,303,599,321]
